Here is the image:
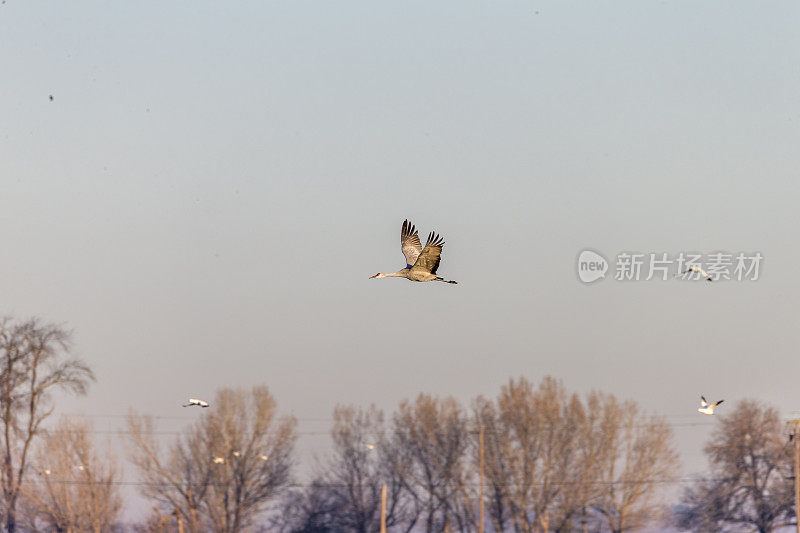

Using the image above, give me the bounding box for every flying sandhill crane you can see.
[370,220,458,284]
[183,398,209,408]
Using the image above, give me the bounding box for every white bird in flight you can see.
[183,398,209,408]
[213,457,225,464]
[698,396,724,415]
[679,265,713,282]
[370,220,458,284]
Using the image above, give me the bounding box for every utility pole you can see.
[479,425,485,533]
[790,419,800,533]
[380,483,387,533]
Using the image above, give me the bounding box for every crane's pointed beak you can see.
[369,274,378,279]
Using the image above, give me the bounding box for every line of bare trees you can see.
[276,377,680,533]
[0,316,300,532]
[2,315,799,532]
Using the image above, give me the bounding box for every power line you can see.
[43,425,714,440]
[55,420,719,437]
[79,423,716,438]
[20,476,716,488]
[61,412,721,425]
[86,429,341,436]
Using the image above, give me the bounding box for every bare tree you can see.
[274,478,342,533]
[472,396,514,532]
[0,317,95,532]
[127,385,296,533]
[521,377,588,532]
[323,405,394,532]
[675,399,794,533]
[130,507,185,533]
[590,391,680,533]
[21,417,122,532]
[474,377,597,533]
[547,391,601,533]
[127,414,207,533]
[275,405,413,533]
[386,394,474,533]
[473,378,677,533]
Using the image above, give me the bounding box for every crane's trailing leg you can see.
[436,277,458,284]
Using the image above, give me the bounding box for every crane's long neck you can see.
[385,270,407,277]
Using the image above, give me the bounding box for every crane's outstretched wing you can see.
[711,400,724,408]
[401,220,423,268]
[411,232,445,274]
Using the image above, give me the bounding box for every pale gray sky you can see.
[2,0,800,521]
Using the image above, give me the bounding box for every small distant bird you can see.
[76,465,85,471]
[183,398,209,408]
[213,457,225,464]
[43,469,51,475]
[365,444,375,450]
[48,95,53,101]
[232,451,241,457]
[698,396,724,415]
[260,454,269,461]
[678,265,713,282]
[370,220,458,284]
